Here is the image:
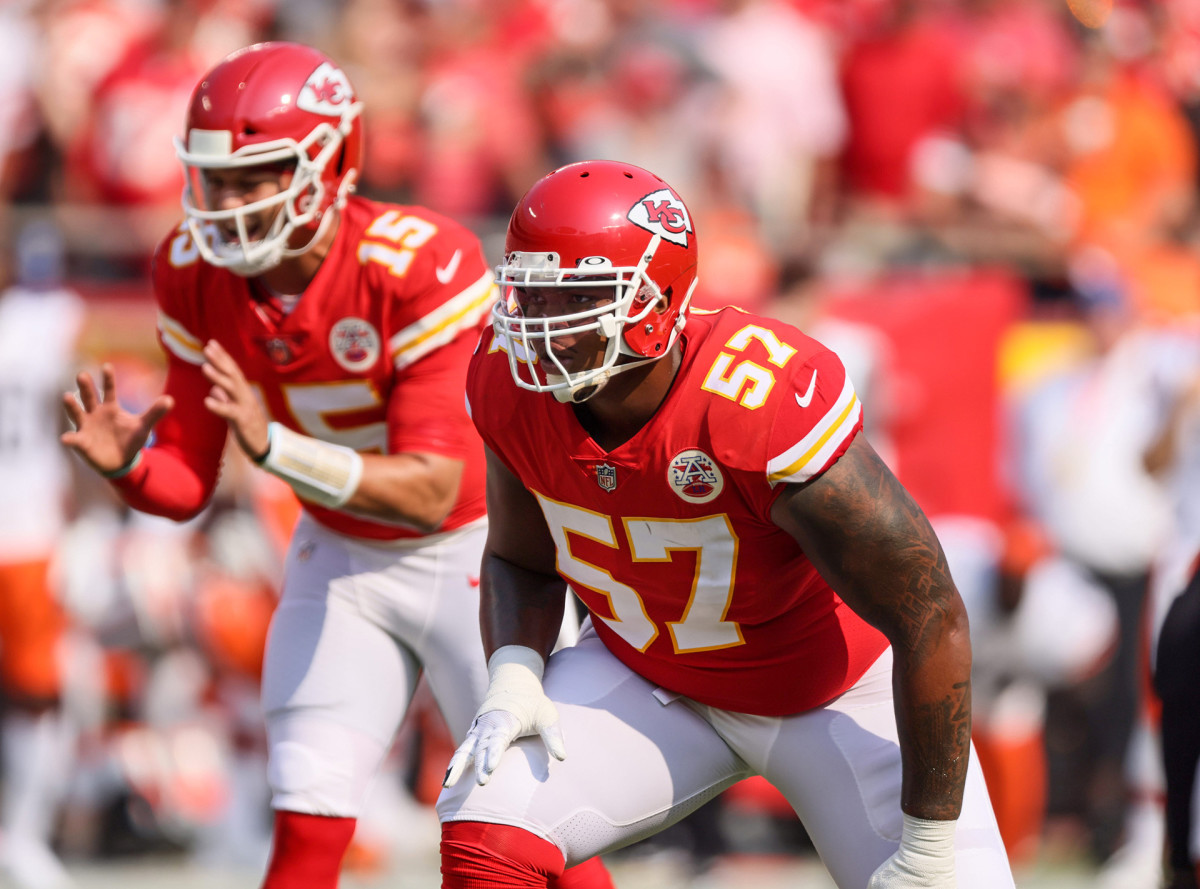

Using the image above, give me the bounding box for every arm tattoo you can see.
[777,437,974,816]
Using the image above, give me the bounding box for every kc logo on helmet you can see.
[298,63,354,117]
[628,188,692,248]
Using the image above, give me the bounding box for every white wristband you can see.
[487,645,546,684]
[259,422,364,508]
[900,813,956,871]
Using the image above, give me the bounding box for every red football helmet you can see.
[174,42,363,276]
[494,160,699,402]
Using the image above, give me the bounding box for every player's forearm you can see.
[343,452,463,531]
[253,423,462,531]
[109,445,218,522]
[891,599,973,821]
[479,551,568,664]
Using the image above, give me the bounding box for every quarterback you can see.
[62,43,609,889]
[438,160,1017,888]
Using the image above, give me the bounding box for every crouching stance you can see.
[438,161,1016,889]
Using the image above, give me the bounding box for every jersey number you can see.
[701,324,797,409]
[252,380,387,452]
[167,213,441,277]
[537,495,745,654]
[357,212,438,277]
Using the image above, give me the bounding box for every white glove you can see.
[868,814,957,888]
[442,645,565,788]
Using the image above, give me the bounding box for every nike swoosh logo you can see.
[435,249,462,284]
[795,369,818,407]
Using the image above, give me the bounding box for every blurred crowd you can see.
[1,0,1199,886]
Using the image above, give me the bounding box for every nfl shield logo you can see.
[596,463,617,492]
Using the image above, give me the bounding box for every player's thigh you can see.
[721,649,1013,889]
[399,521,490,741]
[437,630,750,867]
[261,520,422,815]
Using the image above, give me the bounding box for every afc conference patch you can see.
[329,316,381,372]
[668,448,723,504]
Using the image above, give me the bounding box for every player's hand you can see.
[867,815,957,888]
[61,363,173,476]
[202,339,270,461]
[443,645,565,788]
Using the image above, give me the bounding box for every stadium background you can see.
[2,0,1199,886]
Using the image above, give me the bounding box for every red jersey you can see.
[120,195,493,539]
[467,308,888,716]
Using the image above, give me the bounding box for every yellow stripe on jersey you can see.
[390,270,497,370]
[766,375,861,485]
[157,311,205,365]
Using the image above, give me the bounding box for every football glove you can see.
[442,645,565,788]
[868,814,957,888]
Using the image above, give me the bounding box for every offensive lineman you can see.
[438,160,1017,888]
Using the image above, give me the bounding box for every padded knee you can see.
[265,717,387,817]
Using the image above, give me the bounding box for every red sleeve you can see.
[385,215,493,458]
[110,353,228,521]
[386,322,483,459]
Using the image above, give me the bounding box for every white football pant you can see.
[438,625,1015,888]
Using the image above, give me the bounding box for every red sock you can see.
[261,810,357,889]
[549,855,617,889]
[441,821,563,888]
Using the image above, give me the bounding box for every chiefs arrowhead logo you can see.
[628,188,692,248]
[298,62,354,117]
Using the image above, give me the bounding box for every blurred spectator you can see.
[55,0,267,275]
[695,0,846,256]
[396,0,551,218]
[0,2,46,203]
[838,0,967,214]
[331,0,430,203]
[1058,12,1197,257]
[1011,265,1174,864]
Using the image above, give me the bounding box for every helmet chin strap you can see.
[550,375,606,404]
[546,352,663,404]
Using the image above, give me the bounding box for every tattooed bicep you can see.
[770,434,959,642]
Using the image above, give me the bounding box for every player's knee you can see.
[265,712,390,816]
[266,739,364,816]
[441,820,565,888]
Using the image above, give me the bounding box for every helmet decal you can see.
[297,62,355,117]
[628,188,692,247]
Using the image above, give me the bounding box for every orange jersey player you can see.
[0,221,83,888]
[63,42,612,889]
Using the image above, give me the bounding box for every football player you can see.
[62,43,611,889]
[437,160,1017,888]
[0,221,83,889]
